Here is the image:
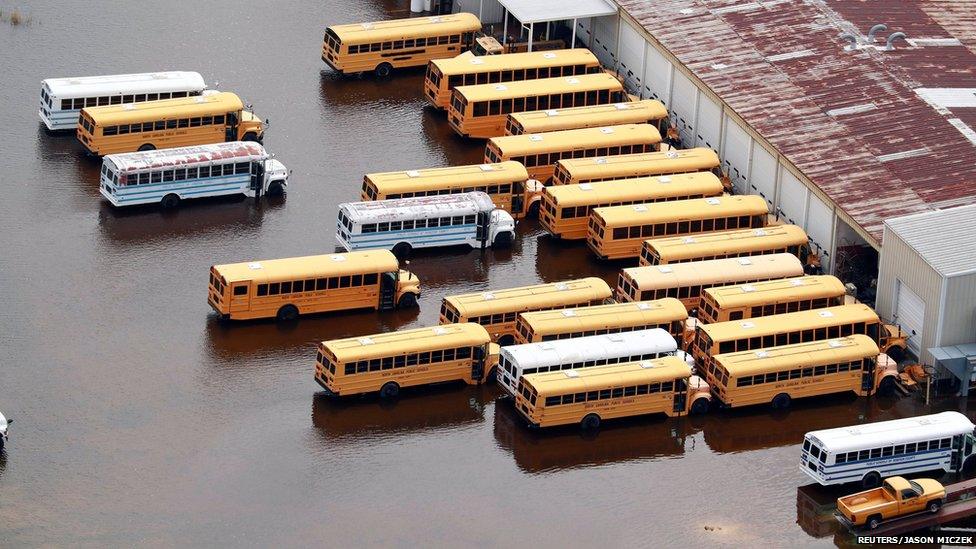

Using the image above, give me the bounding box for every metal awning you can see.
[497,0,617,24]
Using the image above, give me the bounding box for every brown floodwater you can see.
[1,1,973,547]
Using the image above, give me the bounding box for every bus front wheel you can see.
[267,181,285,196]
[886,346,905,364]
[581,413,601,431]
[160,194,180,209]
[690,397,709,415]
[276,304,299,321]
[877,375,898,397]
[242,132,258,142]
[493,232,513,248]
[380,381,400,398]
[138,143,156,152]
[498,334,515,347]
[862,471,881,489]
[397,293,417,309]
[375,63,393,77]
[771,393,791,410]
[392,242,412,260]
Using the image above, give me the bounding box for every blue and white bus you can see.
[336,192,515,257]
[39,71,207,131]
[801,411,976,488]
[99,142,288,209]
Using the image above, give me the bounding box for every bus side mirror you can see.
[265,118,270,126]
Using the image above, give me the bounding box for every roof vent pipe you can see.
[867,24,888,42]
[886,32,907,51]
[838,33,858,50]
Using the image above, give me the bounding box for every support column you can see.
[529,22,534,51]
[502,8,508,45]
[571,18,577,48]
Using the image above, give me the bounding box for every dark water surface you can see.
[0,2,970,547]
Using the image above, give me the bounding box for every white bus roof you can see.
[105,142,268,173]
[806,411,975,454]
[340,192,495,223]
[42,71,207,98]
[500,328,676,370]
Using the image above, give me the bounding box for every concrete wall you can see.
[876,227,944,366]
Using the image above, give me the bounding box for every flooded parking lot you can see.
[0,1,972,546]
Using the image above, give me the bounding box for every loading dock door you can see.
[895,280,925,355]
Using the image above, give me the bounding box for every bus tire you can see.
[886,345,905,364]
[964,456,976,474]
[397,293,418,309]
[380,381,400,398]
[498,334,515,347]
[138,143,156,152]
[928,500,942,514]
[374,63,393,78]
[276,304,299,321]
[492,232,513,248]
[242,132,258,142]
[528,201,540,217]
[690,397,709,415]
[267,181,285,196]
[877,375,897,397]
[160,194,180,209]
[392,242,412,260]
[581,413,601,431]
[771,393,791,410]
[862,471,881,489]
[867,514,882,530]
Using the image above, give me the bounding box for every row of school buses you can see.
[39,71,289,209]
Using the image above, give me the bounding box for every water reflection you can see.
[493,398,697,473]
[795,483,845,539]
[532,232,618,285]
[203,305,420,364]
[310,384,492,441]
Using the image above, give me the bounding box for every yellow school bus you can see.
[691,304,908,375]
[707,335,897,409]
[587,195,769,260]
[361,161,542,219]
[638,224,810,266]
[484,124,661,183]
[439,277,613,345]
[540,172,725,240]
[506,99,669,136]
[448,72,627,138]
[424,48,601,109]
[314,323,500,398]
[322,13,482,77]
[697,275,848,324]
[513,356,711,429]
[208,250,421,321]
[77,92,265,156]
[514,298,687,344]
[551,147,721,185]
[616,253,805,312]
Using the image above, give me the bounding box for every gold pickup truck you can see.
[837,476,945,530]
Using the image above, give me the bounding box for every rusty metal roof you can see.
[616,0,976,245]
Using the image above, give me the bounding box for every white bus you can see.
[99,142,288,208]
[336,192,515,257]
[801,411,976,488]
[496,328,679,397]
[39,71,207,131]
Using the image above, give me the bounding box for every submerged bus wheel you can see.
[242,132,258,142]
[690,397,709,415]
[138,143,156,151]
[862,471,881,489]
[380,381,400,398]
[397,293,417,309]
[267,181,285,196]
[877,375,898,397]
[276,304,299,321]
[493,232,512,247]
[581,414,601,431]
[392,242,412,260]
[771,393,791,410]
[374,63,392,78]
[160,194,181,209]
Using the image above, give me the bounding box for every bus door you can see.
[672,378,687,414]
[951,435,964,472]
[250,161,265,196]
[471,345,486,382]
[226,112,239,142]
[511,181,524,215]
[379,272,396,310]
[476,212,489,247]
[861,358,876,394]
[229,283,251,314]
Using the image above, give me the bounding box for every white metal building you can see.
[876,204,976,369]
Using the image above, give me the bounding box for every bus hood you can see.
[0,412,7,436]
[490,209,515,229]
[265,158,289,181]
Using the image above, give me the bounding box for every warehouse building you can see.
[456,0,976,291]
[876,205,976,389]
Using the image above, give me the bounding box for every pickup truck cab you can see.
[837,476,945,530]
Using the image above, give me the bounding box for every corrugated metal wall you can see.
[454,0,505,25]
[941,273,976,348]
[876,228,944,365]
